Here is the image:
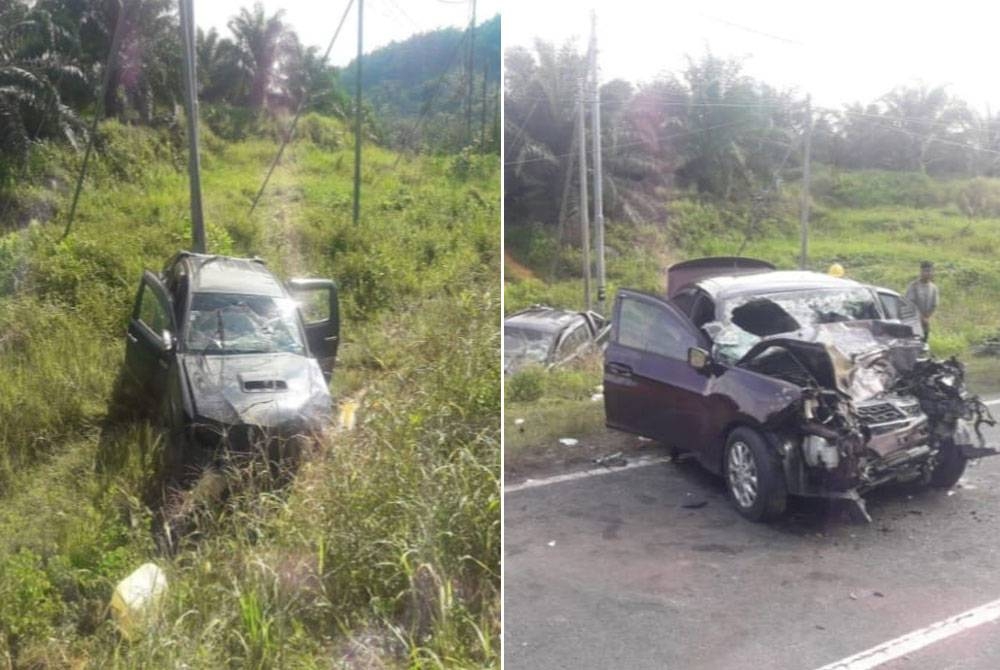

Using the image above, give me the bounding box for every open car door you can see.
[604,289,712,445]
[125,270,176,402]
[288,278,340,378]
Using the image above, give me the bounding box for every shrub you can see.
[298,113,344,150]
[506,367,546,403]
[0,549,62,655]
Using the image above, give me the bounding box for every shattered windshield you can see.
[185,292,305,355]
[710,288,882,362]
[504,326,556,370]
[724,288,880,335]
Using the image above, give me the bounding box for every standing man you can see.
[905,260,939,342]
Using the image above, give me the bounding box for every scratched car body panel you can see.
[604,257,998,521]
[123,251,339,453]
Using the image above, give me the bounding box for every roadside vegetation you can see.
[0,115,499,667]
[1,0,500,665]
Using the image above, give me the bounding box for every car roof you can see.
[170,252,286,297]
[696,270,865,300]
[504,306,584,334]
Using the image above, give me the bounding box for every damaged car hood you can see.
[737,321,924,400]
[179,352,332,428]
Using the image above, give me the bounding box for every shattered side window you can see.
[703,321,761,363]
[557,322,591,361]
[617,298,690,360]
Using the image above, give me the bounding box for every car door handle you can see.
[606,362,633,376]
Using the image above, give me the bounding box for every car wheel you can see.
[159,396,189,482]
[929,438,967,489]
[724,427,787,522]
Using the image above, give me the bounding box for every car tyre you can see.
[929,438,967,489]
[724,427,786,522]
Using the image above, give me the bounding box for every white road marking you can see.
[504,456,671,493]
[982,397,1000,407]
[814,598,1000,670]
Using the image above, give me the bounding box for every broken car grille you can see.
[856,402,906,424]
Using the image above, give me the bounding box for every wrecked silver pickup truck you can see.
[604,257,997,522]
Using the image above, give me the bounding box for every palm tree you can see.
[503,40,586,228]
[0,2,83,180]
[226,3,296,111]
[196,26,240,103]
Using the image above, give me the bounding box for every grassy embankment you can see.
[505,169,1000,463]
[0,117,499,668]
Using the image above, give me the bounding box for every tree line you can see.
[2,1,347,168]
[504,40,1000,228]
[1,0,499,185]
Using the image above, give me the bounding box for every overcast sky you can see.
[502,0,1000,113]
[195,0,500,67]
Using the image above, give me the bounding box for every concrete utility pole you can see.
[577,77,592,310]
[480,60,488,150]
[179,0,205,252]
[799,95,812,270]
[589,11,606,312]
[352,0,363,225]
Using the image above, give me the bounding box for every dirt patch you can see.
[504,426,669,484]
[504,251,536,281]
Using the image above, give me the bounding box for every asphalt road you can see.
[504,418,1000,670]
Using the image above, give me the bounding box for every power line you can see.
[249,0,355,216]
[697,13,804,46]
[503,118,757,168]
[392,26,470,166]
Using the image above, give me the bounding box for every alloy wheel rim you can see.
[728,441,758,508]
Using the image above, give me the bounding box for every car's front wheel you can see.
[929,438,967,489]
[724,427,787,522]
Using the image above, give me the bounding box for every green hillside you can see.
[343,15,501,151]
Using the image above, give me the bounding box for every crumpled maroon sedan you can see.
[604,257,997,522]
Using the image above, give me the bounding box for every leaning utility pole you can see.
[352,0,363,225]
[179,0,205,252]
[799,94,812,270]
[577,77,592,310]
[62,3,127,241]
[589,11,606,312]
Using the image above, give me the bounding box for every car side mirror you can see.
[688,346,711,372]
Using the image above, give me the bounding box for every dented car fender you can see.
[697,365,804,475]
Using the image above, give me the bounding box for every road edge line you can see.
[813,597,1000,670]
[504,456,671,493]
